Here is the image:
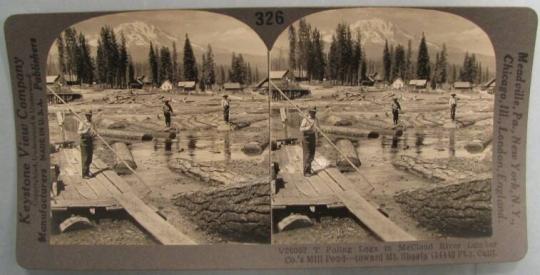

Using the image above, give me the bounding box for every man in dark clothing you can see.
[391,98,402,126]
[77,111,95,179]
[449,93,457,121]
[162,99,173,128]
[300,108,319,177]
[222,95,230,123]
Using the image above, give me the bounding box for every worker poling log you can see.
[97,128,153,141]
[336,139,361,172]
[320,125,380,139]
[112,142,137,175]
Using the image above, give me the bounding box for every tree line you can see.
[54,26,262,89]
[286,20,493,87]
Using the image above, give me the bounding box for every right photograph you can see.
[269,8,495,244]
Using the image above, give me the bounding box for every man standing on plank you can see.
[162,99,174,128]
[449,93,457,121]
[222,95,230,123]
[78,110,95,179]
[300,107,319,177]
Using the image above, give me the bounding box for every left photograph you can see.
[45,10,271,245]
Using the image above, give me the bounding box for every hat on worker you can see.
[309,107,317,113]
[223,94,228,98]
[85,110,92,116]
[451,93,456,96]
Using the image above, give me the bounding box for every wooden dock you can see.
[52,148,196,245]
[272,145,416,242]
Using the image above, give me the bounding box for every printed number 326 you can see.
[255,11,284,25]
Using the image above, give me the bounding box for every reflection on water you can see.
[223,131,231,163]
[271,111,475,163]
[448,128,456,158]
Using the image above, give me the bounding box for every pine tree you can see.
[148,42,158,86]
[205,44,216,87]
[383,40,391,82]
[96,40,106,84]
[127,58,135,85]
[438,43,448,84]
[405,39,413,81]
[311,28,326,81]
[63,27,79,81]
[288,25,297,72]
[416,33,431,79]
[183,34,198,81]
[392,44,406,81]
[327,35,339,82]
[172,42,178,84]
[159,46,173,84]
[76,32,94,85]
[118,33,128,88]
[56,35,66,76]
[200,53,206,90]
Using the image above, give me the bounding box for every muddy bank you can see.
[173,177,271,243]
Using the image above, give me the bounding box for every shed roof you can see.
[46,75,60,84]
[454,81,472,88]
[177,81,196,88]
[223,82,242,90]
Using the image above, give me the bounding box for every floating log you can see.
[112,142,137,174]
[395,174,492,236]
[464,127,493,153]
[97,128,153,141]
[277,214,313,231]
[242,132,269,155]
[320,125,380,139]
[173,177,270,243]
[99,118,127,129]
[335,139,361,172]
[230,114,268,129]
[325,115,352,126]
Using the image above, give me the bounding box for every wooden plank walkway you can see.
[272,144,416,242]
[52,148,196,245]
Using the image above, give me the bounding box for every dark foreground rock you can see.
[173,177,270,243]
[394,174,492,236]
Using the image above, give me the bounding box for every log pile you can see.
[173,177,271,242]
[168,158,251,185]
[394,174,492,236]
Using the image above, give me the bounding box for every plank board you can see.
[115,191,196,245]
[272,195,342,207]
[306,174,335,195]
[58,148,195,244]
[51,199,119,210]
[336,191,416,242]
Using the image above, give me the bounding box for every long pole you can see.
[48,87,152,195]
[270,81,375,191]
